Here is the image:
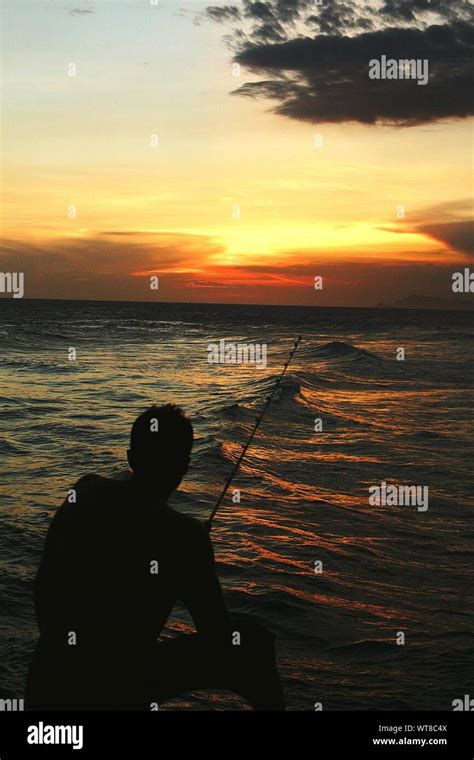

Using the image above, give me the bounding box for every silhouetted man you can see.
[26,405,285,710]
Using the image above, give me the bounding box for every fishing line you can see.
[208,336,302,529]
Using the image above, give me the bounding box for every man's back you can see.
[28,474,229,708]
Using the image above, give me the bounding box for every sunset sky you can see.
[1,0,472,306]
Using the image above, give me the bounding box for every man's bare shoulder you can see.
[55,474,109,519]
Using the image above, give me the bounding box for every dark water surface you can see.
[0,300,473,710]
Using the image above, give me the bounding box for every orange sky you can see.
[1,0,472,306]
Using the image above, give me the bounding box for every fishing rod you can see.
[208,335,302,529]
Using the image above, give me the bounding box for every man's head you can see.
[127,404,193,495]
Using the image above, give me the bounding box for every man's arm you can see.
[180,522,231,642]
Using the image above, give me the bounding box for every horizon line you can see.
[0,296,472,313]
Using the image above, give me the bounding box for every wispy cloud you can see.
[68,8,94,17]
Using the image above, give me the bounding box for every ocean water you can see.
[0,299,473,711]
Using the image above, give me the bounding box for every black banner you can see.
[0,711,472,758]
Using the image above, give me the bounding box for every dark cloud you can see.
[68,8,94,16]
[208,0,474,40]
[244,2,274,21]
[404,199,474,258]
[380,199,473,258]
[307,2,376,36]
[205,5,241,23]
[380,0,473,25]
[232,21,473,126]
[206,0,474,126]
[417,221,474,257]
[239,2,288,40]
[273,0,311,24]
